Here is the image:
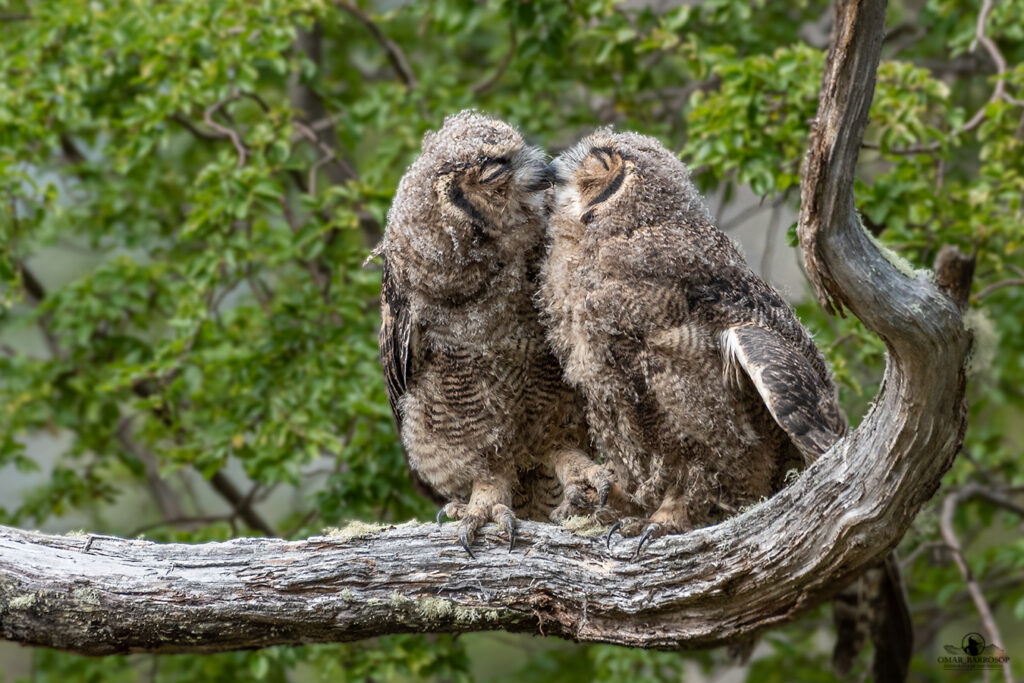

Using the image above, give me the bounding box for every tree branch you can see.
[170,113,228,142]
[863,0,1017,154]
[207,471,276,538]
[332,1,417,90]
[471,24,517,95]
[0,0,976,658]
[940,486,1015,682]
[289,21,380,244]
[975,277,1024,300]
[115,417,185,523]
[203,95,248,168]
[16,262,64,359]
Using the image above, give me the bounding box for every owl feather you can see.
[374,111,614,556]
[540,129,911,679]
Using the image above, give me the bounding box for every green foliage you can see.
[1,0,1022,680]
[684,43,824,195]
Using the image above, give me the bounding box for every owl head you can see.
[383,110,552,270]
[550,129,711,239]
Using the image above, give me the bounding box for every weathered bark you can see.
[0,0,972,656]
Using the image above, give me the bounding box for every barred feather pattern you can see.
[375,111,596,525]
[539,129,911,680]
[540,130,843,528]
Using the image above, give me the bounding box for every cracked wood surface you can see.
[0,0,972,656]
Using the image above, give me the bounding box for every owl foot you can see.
[633,523,669,558]
[549,450,633,524]
[550,463,617,522]
[438,501,517,558]
[605,515,689,557]
[605,516,648,548]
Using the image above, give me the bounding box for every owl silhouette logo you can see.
[944,632,995,656]
[939,632,1011,671]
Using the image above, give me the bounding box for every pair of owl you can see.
[372,110,845,556]
[373,111,912,681]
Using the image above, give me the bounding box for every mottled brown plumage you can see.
[540,129,910,680]
[373,111,613,556]
[540,130,844,536]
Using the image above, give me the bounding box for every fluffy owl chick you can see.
[540,129,911,681]
[541,129,844,537]
[374,111,613,557]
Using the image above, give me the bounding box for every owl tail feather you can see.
[832,552,913,682]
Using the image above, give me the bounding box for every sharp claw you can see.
[634,525,656,558]
[436,507,446,529]
[606,520,623,549]
[458,529,476,560]
[598,484,610,508]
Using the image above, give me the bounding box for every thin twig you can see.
[864,0,1014,155]
[209,470,276,537]
[246,264,274,316]
[760,203,783,283]
[913,573,1024,654]
[16,262,64,359]
[170,114,226,141]
[292,119,357,193]
[719,195,786,233]
[239,90,270,113]
[116,416,185,521]
[203,95,248,168]
[939,485,1015,683]
[243,222,275,315]
[291,114,342,139]
[282,509,319,538]
[899,540,947,568]
[333,1,417,89]
[960,485,1024,518]
[716,189,748,232]
[975,278,1024,300]
[471,25,517,95]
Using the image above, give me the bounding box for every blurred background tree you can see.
[1,0,1021,680]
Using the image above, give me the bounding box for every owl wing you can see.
[380,255,412,431]
[379,256,445,506]
[722,323,845,464]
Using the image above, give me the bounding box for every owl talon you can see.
[458,529,476,560]
[443,500,516,557]
[435,507,446,529]
[501,505,518,552]
[606,520,623,549]
[634,524,658,558]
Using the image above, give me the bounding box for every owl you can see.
[540,129,845,540]
[371,111,616,557]
[539,129,910,680]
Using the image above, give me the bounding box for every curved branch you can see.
[864,0,1017,154]
[0,0,974,658]
[975,277,1024,300]
[333,1,417,89]
[471,25,517,95]
[203,95,248,168]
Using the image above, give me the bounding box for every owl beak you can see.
[526,164,557,192]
